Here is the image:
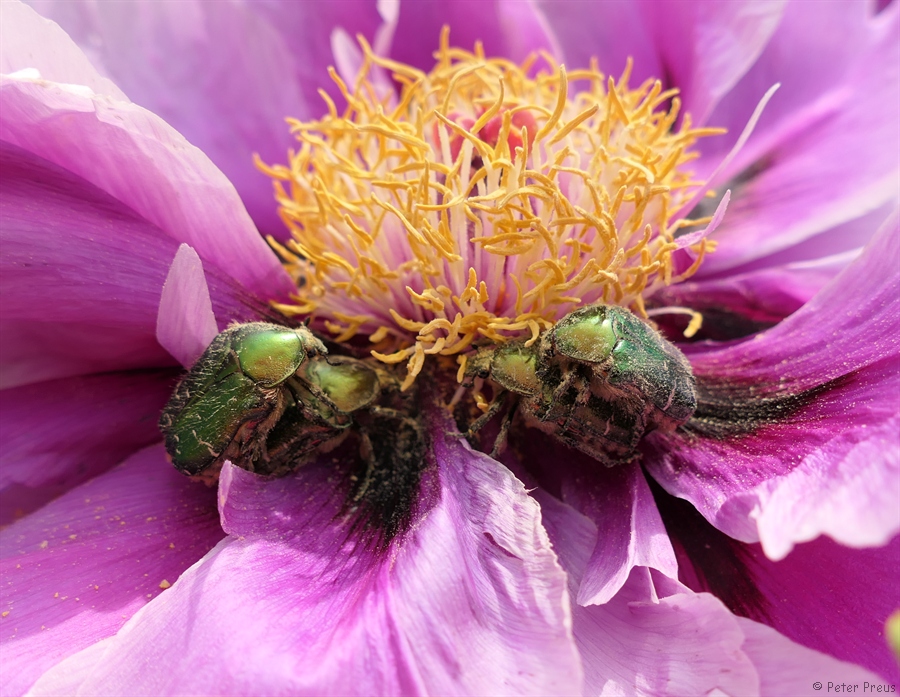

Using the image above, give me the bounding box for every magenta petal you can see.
[0,140,177,387]
[0,370,176,524]
[0,1,127,100]
[156,244,218,369]
[32,409,580,695]
[646,216,900,558]
[0,445,222,697]
[738,535,900,685]
[27,0,387,237]
[0,141,261,388]
[0,70,293,300]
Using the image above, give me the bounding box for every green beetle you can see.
[159,322,381,481]
[464,304,697,465]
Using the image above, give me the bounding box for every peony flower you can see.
[2,1,898,695]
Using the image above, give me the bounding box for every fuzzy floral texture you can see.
[1,1,898,695]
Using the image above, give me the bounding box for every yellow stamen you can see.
[263,37,721,385]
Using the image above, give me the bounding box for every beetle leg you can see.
[353,428,377,502]
[489,397,517,458]
[366,405,408,421]
[466,389,510,439]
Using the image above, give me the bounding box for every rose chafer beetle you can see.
[159,322,381,482]
[464,304,697,465]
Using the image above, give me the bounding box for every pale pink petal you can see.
[29,408,580,695]
[0,370,176,525]
[538,493,760,695]
[0,445,222,697]
[0,71,293,301]
[0,0,126,100]
[26,638,115,697]
[156,244,218,369]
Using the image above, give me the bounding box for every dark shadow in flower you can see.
[652,306,781,342]
[220,413,437,558]
[646,474,770,620]
[683,371,857,440]
[341,408,433,549]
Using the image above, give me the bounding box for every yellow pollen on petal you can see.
[263,30,723,384]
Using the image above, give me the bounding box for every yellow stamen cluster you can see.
[261,30,721,388]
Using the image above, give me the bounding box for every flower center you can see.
[261,31,722,388]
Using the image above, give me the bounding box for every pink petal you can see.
[0,1,127,100]
[532,0,662,85]
[645,213,900,558]
[634,0,785,126]
[0,141,263,388]
[715,202,891,277]
[0,69,293,301]
[156,244,218,369]
[29,407,580,695]
[391,0,558,70]
[703,1,893,168]
[26,0,388,238]
[537,0,783,125]
[0,445,222,697]
[700,5,899,272]
[0,370,176,525]
[542,493,889,694]
[570,463,677,606]
[0,139,177,387]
